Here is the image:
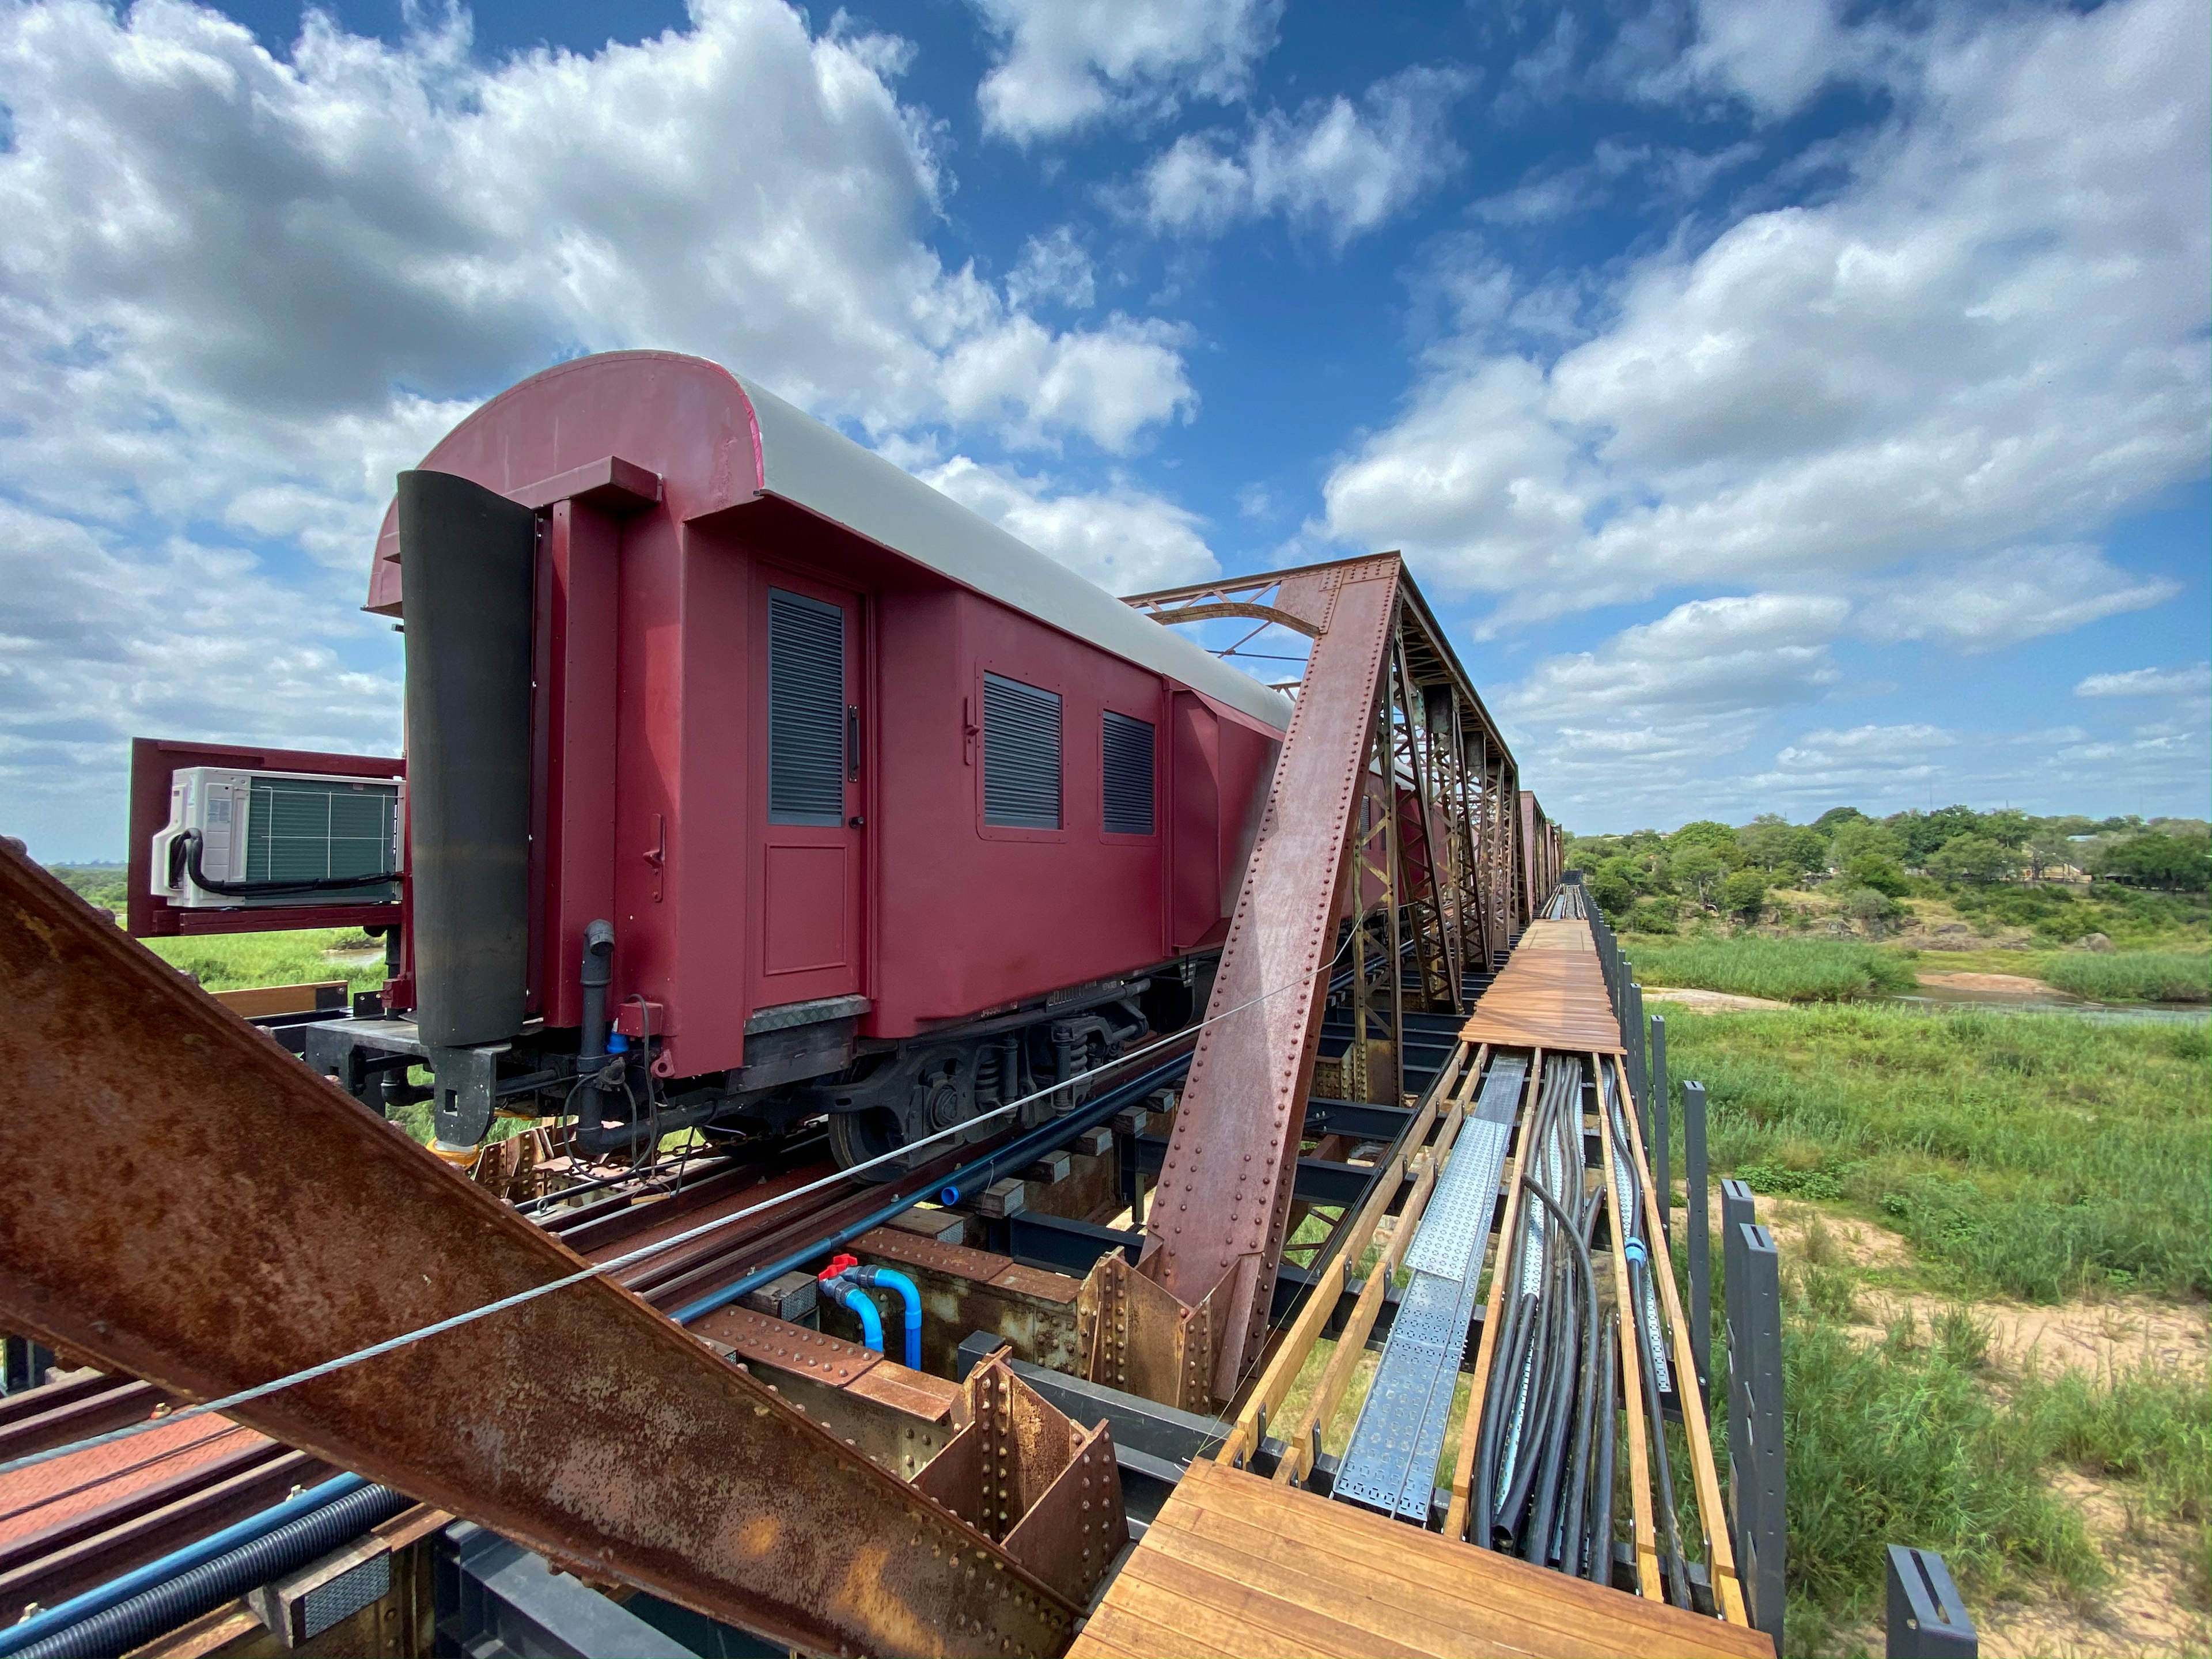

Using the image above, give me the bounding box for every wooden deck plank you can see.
[1122,1545,1405,1659]
[1176,1467,1692,1644]
[1161,1501,1622,1658]
[1609,1051,1749,1627]
[1075,1459,1773,1659]
[1070,1601,1243,1659]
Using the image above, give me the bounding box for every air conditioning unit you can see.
[151,767,403,909]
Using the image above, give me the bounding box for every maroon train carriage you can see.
[130,351,1290,1172]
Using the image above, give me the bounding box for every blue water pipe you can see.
[0,1473,366,1658]
[853,1266,922,1370]
[832,1282,884,1355]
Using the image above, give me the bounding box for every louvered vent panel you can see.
[984,672,1061,830]
[1101,710,1156,835]
[769,589,845,826]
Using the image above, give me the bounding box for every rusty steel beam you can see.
[0,847,1075,1658]
[1138,555,1404,1401]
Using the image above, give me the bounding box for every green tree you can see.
[2024,826,2082,881]
[1722,869,1769,922]
[1891,805,1984,863]
[1928,834,2020,884]
[1831,819,1904,865]
[1589,868,1637,921]
[1846,853,1911,897]
[1812,806,1869,831]
[1739,815,1829,881]
[1674,849,1729,912]
[1669,820,1740,858]
[2093,833,2212,892]
[1843,885,1904,934]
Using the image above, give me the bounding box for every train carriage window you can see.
[768,589,845,825]
[1101,710,1156,835]
[983,672,1061,830]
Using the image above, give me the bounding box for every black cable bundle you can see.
[1471,1056,1616,1579]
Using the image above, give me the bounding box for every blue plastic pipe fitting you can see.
[854,1266,922,1370]
[832,1282,884,1355]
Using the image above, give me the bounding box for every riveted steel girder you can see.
[0,847,1075,1659]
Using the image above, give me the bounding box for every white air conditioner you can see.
[151,767,403,909]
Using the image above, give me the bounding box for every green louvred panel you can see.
[243,777,399,899]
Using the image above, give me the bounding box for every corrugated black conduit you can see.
[18,1483,409,1659]
[1473,1055,1618,1578]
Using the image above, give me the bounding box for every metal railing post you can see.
[1627,979,1648,1147]
[1650,1014,1669,1247]
[1725,1195,1785,1649]
[1886,1545,1976,1657]
[1685,1081,1711,1398]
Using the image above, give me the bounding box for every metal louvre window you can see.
[983,672,1062,830]
[1101,711,1156,835]
[769,589,846,826]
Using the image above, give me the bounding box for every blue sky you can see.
[1,0,2205,858]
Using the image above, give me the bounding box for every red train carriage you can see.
[132,351,1288,1169]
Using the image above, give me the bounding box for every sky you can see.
[1,0,2206,859]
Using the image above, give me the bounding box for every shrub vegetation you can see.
[2039,950,2210,1004]
[1623,936,1917,1002]
[1661,1006,2210,1300]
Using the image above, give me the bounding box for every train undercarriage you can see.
[305,952,1214,1176]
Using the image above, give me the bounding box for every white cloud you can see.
[937,315,1194,453]
[1854,546,2179,652]
[1139,67,1471,248]
[1006,227,1097,311]
[1501,593,1847,729]
[916,457,1218,595]
[1324,0,2210,628]
[1770,722,1955,768]
[972,0,1280,142]
[0,0,1207,853]
[0,501,402,856]
[2075,664,2212,698]
[1666,0,1899,120]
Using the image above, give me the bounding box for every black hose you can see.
[1474,1287,1537,1544]
[178,829,396,897]
[19,1484,409,1659]
[1560,1272,1600,1576]
[1516,1174,1604,1566]
[1587,1321,1617,1585]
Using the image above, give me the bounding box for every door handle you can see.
[847,705,859,781]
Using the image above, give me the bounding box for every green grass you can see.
[1661,1006,2210,1301]
[1778,1310,2105,1654]
[2040,950,2211,1004]
[141,927,387,994]
[1621,935,1921,1003]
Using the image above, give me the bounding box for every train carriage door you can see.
[758,574,865,1005]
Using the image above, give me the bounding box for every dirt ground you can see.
[1643,986,1793,1012]
[1916,969,2056,994]
[1756,1199,2209,1381]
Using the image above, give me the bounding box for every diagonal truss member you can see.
[1116,556,1524,1403]
[0,846,1075,1659]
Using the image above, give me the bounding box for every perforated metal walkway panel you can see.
[1336,1055,1527,1520]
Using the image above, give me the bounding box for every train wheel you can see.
[825,1107,907,1177]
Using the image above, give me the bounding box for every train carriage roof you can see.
[370,351,1293,733]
